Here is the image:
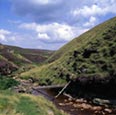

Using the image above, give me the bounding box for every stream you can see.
[31,88,116,115]
[15,79,116,115]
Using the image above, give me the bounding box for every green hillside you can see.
[0,90,66,115]
[0,44,54,65]
[21,17,116,85]
[0,44,54,75]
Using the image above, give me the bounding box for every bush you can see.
[0,76,19,90]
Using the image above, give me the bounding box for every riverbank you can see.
[34,88,116,115]
[12,79,116,115]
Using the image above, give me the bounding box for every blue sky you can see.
[0,0,116,50]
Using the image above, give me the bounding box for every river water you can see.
[15,79,116,115]
[31,88,116,115]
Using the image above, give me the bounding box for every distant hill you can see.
[21,17,116,88]
[0,44,54,75]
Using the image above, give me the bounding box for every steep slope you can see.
[21,17,116,87]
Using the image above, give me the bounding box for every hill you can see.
[0,44,54,75]
[20,16,116,91]
[0,90,67,115]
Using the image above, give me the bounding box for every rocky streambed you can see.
[13,79,116,115]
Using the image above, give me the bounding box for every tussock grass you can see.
[0,90,67,115]
[20,17,116,85]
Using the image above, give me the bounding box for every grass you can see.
[0,43,54,67]
[0,44,54,76]
[20,17,116,85]
[0,76,19,90]
[0,90,67,115]
[11,52,32,66]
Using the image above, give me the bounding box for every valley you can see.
[0,17,116,115]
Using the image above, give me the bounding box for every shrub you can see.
[0,76,19,90]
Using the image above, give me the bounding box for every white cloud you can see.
[0,29,19,43]
[83,16,97,27]
[9,36,16,41]
[0,28,37,48]
[0,34,6,41]
[72,4,107,17]
[38,33,50,40]
[72,1,116,18]
[0,29,11,42]
[5,0,116,50]
[20,23,78,42]
[19,22,85,42]
[19,22,37,30]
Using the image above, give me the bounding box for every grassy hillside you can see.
[0,44,54,65]
[20,17,116,85]
[0,90,67,115]
[0,44,54,75]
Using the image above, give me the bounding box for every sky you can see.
[0,0,116,50]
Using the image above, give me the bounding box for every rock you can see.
[94,111,98,114]
[83,99,87,103]
[81,108,84,111]
[68,97,73,101]
[101,111,105,115]
[47,110,54,115]
[65,102,73,105]
[64,99,68,102]
[93,98,110,107]
[81,103,92,109]
[58,103,65,106]
[92,106,102,111]
[28,79,33,83]
[73,104,82,108]
[104,108,112,113]
[33,83,39,87]
[76,98,86,103]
